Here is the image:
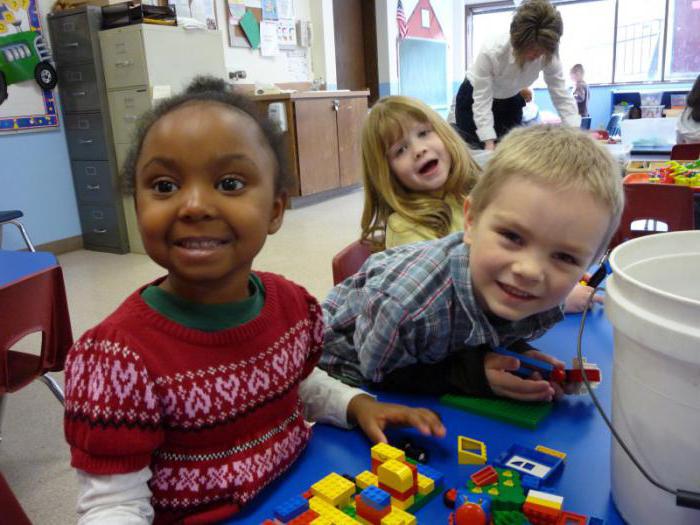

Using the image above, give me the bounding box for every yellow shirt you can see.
[385,195,465,249]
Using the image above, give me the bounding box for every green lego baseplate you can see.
[467,468,525,513]
[492,509,531,525]
[440,394,553,429]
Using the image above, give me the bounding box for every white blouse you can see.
[466,33,580,142]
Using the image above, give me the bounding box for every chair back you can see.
[670,143,700,161]
[332,240,373,285]
[610,183,695,249]
[0,265,73,394]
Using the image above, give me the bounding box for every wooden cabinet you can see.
[254,91,368,206]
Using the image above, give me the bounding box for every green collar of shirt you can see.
[141,273,265,332]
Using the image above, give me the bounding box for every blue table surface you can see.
[229,309,625,524]
[0,250,58,286]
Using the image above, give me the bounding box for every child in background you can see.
[63,77,444,525]
[570,64,590,117]
[360,95,479,251]
[321,125,623,401]
[359,95,600,312]
[676,74,700,144]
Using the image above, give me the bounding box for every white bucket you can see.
[605,231,700,525]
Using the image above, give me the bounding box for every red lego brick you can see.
[355,494,391,524]
[523,501,561,525]
[378,481,414,501]
[470,466,498,487]
[288,509,320,525]
[566,368,601,383]
[556,510,587,524]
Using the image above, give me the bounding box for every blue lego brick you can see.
[494,444,564,487]
[493,347,554,379]
[588,518,605,525]
[360,485,391,510]
[416,463,444,487]
[273,494,308,522]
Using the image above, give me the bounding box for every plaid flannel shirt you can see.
[320,232,564,385]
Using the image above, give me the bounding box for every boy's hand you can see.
[564,282,603,313]
[347,394,446,444]
[484,350,567,402]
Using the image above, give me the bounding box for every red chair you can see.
[610,183,695,248]
[0,471,31,525]
[332,240,373,285]
[0,264,73,422]
[670,143,700,160]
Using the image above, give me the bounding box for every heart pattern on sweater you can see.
[111,360,138,403]
[271,351,288,376]
[185,385,211,417]
[247,368,269,396]
[214,374,240,405]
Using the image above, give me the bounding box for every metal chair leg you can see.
[0,395,5,443]
[38,374,64,405]
[9,220,36,252]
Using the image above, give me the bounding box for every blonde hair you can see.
[469,125,623,261]
[510,0,563,67]
[360,96,480,251]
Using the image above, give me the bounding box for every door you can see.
[333,0,379,104]
[294,99,340,195]
[337,96,367,187]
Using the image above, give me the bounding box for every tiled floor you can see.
[0,189,363,524]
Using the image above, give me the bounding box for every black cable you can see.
[577,285,700,510]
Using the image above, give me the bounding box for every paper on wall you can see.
[260,20,279,56]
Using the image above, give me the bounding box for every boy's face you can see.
[464,176,610,321]
[387,119,451,193]
[134,102,286,303]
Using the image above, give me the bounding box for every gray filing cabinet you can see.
[48,5,130,253]
[99,23,226,253]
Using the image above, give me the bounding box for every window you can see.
[664,0,700,81]
[467,0,697,84]
[614,0,666,82]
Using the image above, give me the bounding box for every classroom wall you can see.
[0,0,80,251]
[534,82,694,131]
[376,0,464,112]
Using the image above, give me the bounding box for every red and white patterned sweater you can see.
[64,272,323,524]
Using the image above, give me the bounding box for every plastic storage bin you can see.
[640,105,664,118]
[639,91,662,106]
[670,94,687,108]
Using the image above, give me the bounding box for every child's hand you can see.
[347,394,446,444]
[564,282,603,313]
[484,350,567,402]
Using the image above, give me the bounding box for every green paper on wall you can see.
[239,10,260,48]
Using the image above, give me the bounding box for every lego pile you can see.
[264,443,444,524]
[648,160,700,187]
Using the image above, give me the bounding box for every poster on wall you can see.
[0,0,59,133]
[227,0,262,48]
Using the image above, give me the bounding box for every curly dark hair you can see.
[687,74,700,123]
[120,76,291,196]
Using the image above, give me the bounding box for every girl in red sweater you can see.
[63,77,444,524]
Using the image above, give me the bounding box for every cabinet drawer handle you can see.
[332,99,339,112]
[63,42,79,48]
[72,91,87,97]
[93,228,107,234]
[115,60,133,68]
[86,184,101,190]
[79,139,94,144]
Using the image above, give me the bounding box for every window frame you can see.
[465,0,697,86]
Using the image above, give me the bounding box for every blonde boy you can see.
[321,125,623,401]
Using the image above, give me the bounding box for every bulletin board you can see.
[0,0,59,133]
[226,0,262,48]
[399,38,447,107]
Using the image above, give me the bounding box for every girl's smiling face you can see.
[134,102,286,304]
[386,119,451,193]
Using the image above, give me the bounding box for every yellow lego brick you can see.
[355,470,378,490]
[381,507,417,525]
[457,435,487,465]
[308,496,362,524]
[526,489,564,510]
[311,472,356,507]
[312,516,333,525]
[390,494,414,510]
[371,443,405,464]
[487,487,500,496]
[377,459,413,492]
[416,473,434,495]
[355,517,372,525]
[535,445,567,461]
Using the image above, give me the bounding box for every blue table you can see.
[230,309,624,523]
[0,250,58,286]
